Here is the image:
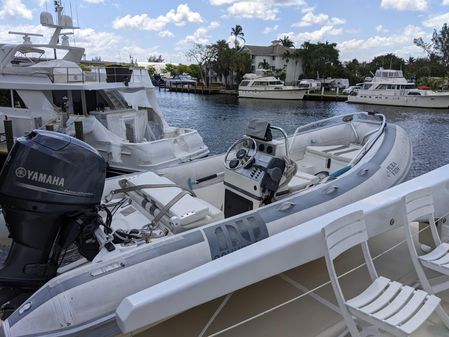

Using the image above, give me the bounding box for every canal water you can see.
[157,90,449,180]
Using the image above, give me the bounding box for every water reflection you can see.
[156,90,449,179]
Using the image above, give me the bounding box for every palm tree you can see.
[231,25,245,49]
[258,59,270,70]
[280,36,294,48]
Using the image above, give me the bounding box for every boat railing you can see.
[288,112,386,160]
[46,66,150,85]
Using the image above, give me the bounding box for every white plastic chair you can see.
[401,188,449,328]
[322,210,441,337]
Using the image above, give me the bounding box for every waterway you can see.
[157,90,449,180]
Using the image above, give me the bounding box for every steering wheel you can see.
[224,136,257,170]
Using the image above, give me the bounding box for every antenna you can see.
[8,31,44,45]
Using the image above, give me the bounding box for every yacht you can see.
[239,70,307,100]
[0,112,414,336]
[347,68,449,108]
[0,2,208,173]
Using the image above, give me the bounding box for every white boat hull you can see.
[239,88,307,100]
[347,91,449,109]
[1,121,413,337]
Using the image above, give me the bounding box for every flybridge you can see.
[0,0,84,71]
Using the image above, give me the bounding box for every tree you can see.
[186,43,217,85]
[164,63,177,76]
[231,24,245,49]
[258,58,270,70]
[280,36,294,48]
[232,50,251,84]
[211,40,233,87]
[147,65,156,75]
[298,41,342,79]
[369,53,405,73]
[148,54,164,62]
[415,24,449,69]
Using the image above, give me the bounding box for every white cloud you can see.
[422,12,449,27]
[210,0,306,20]
[177,21,221,46]
[226,2,278,20]
[279,25,343,47]
[210,0,305,6]
[0,24,47,44]
[113,4,203,31]
[380,0,428,11]
[74,28,119,55]
[263,24,279,34]
[443,0,449,5]
[293,11,345,27]
[159,30,174,38]
[376,24,389,32]
[0,0,33,20]
[338,25,429,61]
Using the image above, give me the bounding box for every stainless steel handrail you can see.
[287,112,385,157]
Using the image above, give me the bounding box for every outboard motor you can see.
[0,130,106,316]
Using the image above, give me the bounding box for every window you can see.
[240,80,250,87]
[0,89,12,107]
[12,90,26,108]
[271,66,275,71]
[272,56,275,60]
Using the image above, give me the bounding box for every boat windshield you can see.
[240,80,250,87]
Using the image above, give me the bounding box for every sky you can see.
[1,0,449,64]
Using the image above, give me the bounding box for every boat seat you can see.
[306,144,361,164]
[287,171,319,192]
[117,171,224,231]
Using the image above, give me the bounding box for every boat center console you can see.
[223,120,287,217]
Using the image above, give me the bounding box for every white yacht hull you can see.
[347,92,449,108]
[0,121,413,337]
[239,88,307,100]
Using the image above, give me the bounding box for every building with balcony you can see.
[242,40,304,85]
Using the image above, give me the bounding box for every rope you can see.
[206,222,435,337]
[151,190,190,227]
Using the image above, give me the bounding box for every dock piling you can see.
[4,119,13,152]
[74,121,84,141]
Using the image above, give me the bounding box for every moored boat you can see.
[347,68,449,109]
[239,70,307,100]
[0,1,209,173]
[0,112,412,336]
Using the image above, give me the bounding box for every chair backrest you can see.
[402,187,440,248]
[322,210,369,261]
[403,187,435,223]
[322,210,378,304]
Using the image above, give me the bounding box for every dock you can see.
[158,84,348,101]
[159,83,222,95]
[304,93,348,102]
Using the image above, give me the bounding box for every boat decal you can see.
[8,231,204,328]
[203,212,268,260]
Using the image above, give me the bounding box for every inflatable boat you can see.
[0,112,412,336]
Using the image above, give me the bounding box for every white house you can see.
[242,40,303,85]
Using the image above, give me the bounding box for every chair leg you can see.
[435,304,449,330]
[345,317,362,337]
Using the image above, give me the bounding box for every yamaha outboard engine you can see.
[0,130,106,315]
